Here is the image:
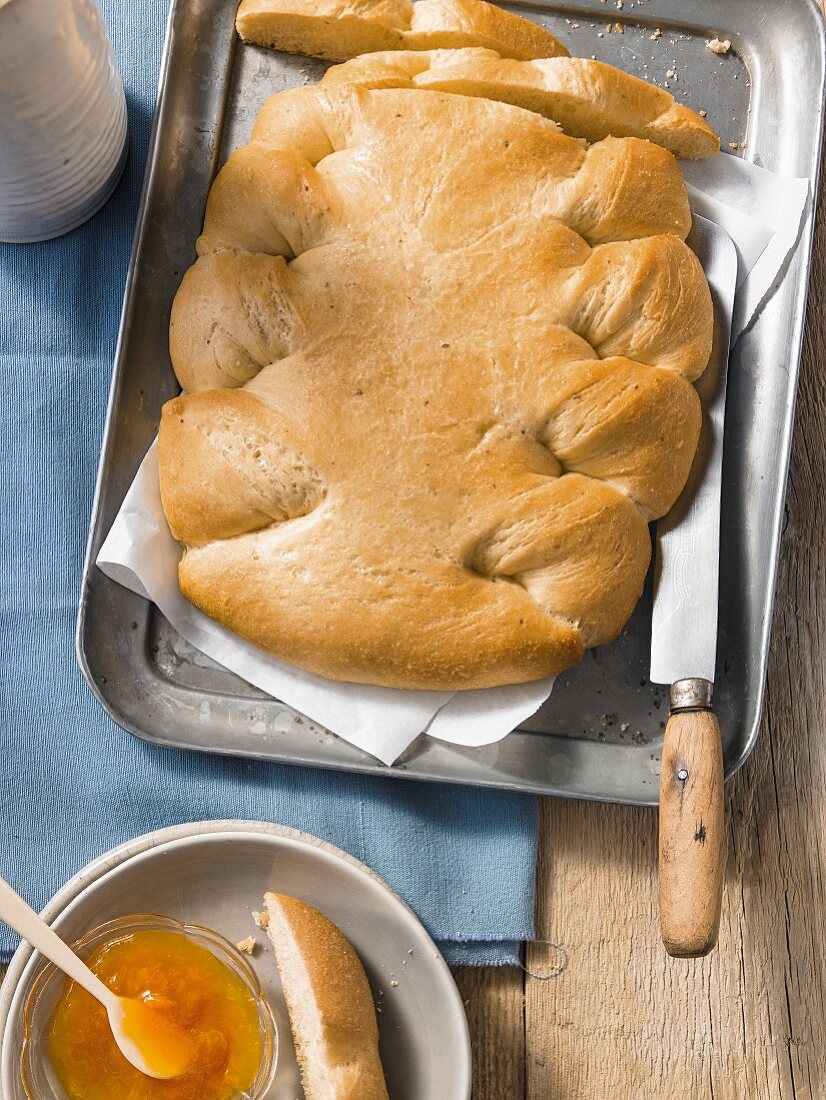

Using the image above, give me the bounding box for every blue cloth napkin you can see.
[0,0,538,967]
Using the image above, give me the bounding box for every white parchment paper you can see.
[683,155,811,342]
[97,152,810,765]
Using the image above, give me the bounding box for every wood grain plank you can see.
[524,115,826,1100]
[454,966,525,1099]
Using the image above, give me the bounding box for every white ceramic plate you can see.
[0,820,471,1099]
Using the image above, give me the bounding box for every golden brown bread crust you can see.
[322,47,720,159]
[236,0,568,62]
[263,893,388,1100]
[159,389,326,546]
[159,84,710,689]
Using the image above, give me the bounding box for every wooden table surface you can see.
[3,22,825,1100]
[454,91,826,1100]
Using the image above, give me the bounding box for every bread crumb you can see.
[614,22,624,33]
[606,21,612,31]
[620,722,630,732]
[665,69,675,78]
[699,110,707,117]
[251,909,269,929]
[390,979,399,988]
[236,935,256,954]
[616,0,623,7]
[650,27,662,40]
[707,38,731,55]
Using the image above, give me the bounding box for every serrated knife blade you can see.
[650,215,738,687]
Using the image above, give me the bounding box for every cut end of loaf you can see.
[655,101,720,159]
[266,894,334,1097]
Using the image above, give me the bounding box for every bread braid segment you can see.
[323,47,719,159]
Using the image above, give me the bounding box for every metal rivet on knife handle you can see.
[658,679,725,958]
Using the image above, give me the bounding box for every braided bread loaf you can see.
[236,0,568,62]
[159,84,712,689]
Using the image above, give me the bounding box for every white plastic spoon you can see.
[0,875,194,1079]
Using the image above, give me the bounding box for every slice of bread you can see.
[263,893,389,1100]
[322,47,719,159]
[236,0,411,61]
[236,0,568,63]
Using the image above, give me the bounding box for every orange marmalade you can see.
[48,930,264,1100]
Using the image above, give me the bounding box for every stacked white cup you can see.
[0,0,128,244]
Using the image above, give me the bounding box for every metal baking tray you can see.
[77,0,825,804]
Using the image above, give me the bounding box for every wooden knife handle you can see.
[658,708,725,957]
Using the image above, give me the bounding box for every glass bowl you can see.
[19,914,278,1100]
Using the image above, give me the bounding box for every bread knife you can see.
[650,214,738,958]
